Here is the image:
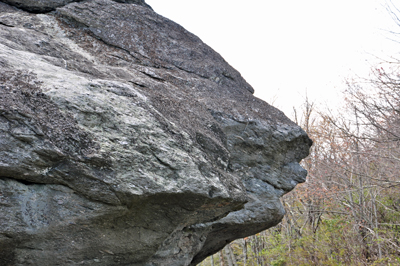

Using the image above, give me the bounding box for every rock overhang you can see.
[0,1,312,265]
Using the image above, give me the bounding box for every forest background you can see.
[192,3,400,266]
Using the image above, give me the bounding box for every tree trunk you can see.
[224,246,234,266]
[242,238,247,266]
[219,250,225,266]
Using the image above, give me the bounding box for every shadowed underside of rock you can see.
[0,0,312,265]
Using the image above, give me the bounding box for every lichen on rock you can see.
[0,0,312,265]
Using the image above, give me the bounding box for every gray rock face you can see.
[0,1,312,265]
[0,0,151,12]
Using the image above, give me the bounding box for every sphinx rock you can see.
[0,0,312,265]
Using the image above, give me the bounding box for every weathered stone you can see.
[0,0,151,13]
[0,1,312,265]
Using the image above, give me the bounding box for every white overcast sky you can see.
[147,0,400,117]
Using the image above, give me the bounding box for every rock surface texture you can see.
[0,0,312,265]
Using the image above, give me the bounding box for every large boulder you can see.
[0,0,312,265]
